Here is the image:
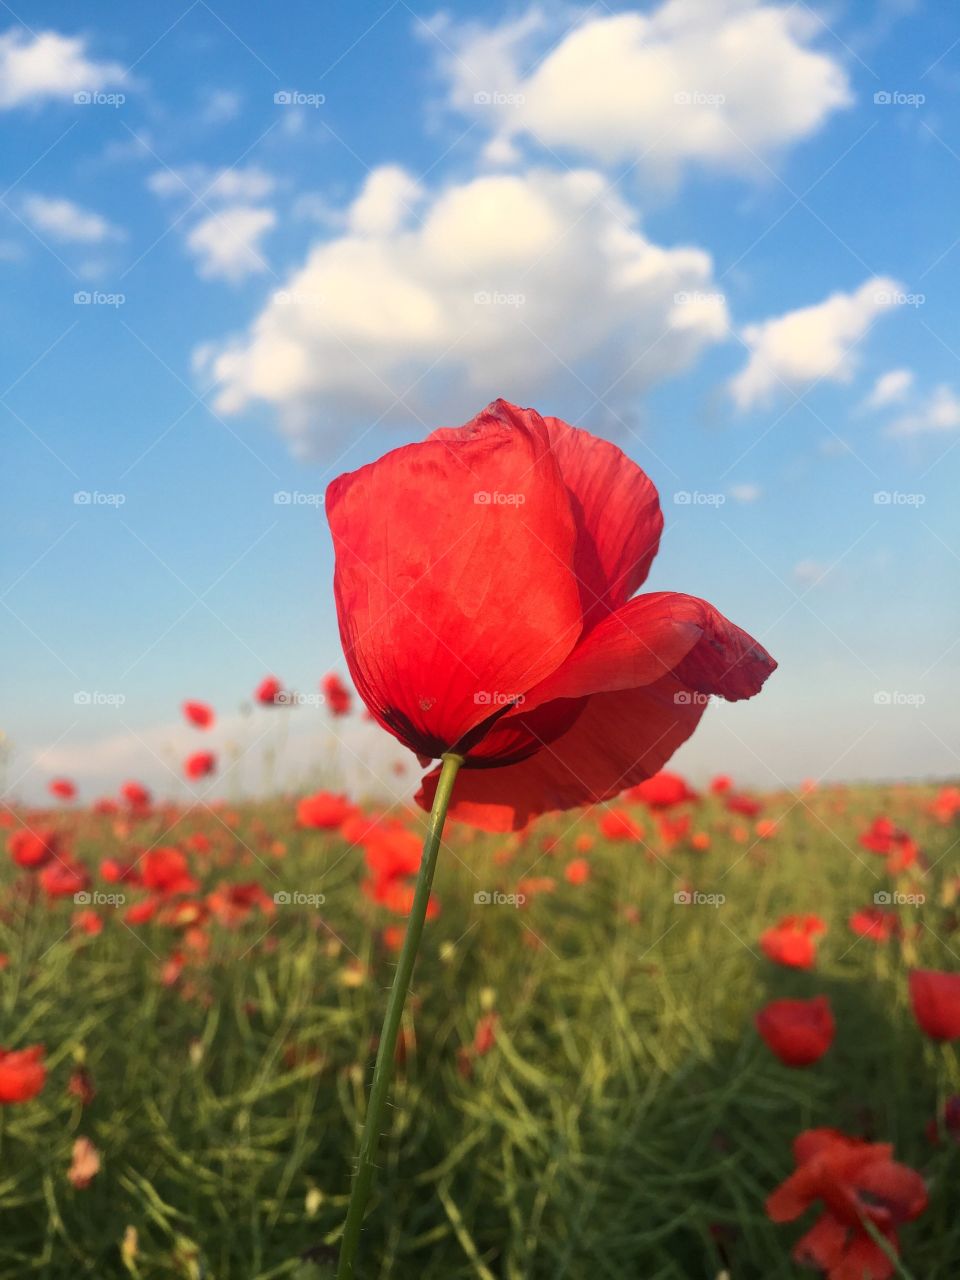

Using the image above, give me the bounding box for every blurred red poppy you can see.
[0,1046,46,1104]
[327,400,775,831]
[184,751,216,781]
[142,847,198,896]
[8,827,59,870]
[296,792,356,830]
[321,673,352,716]
[599,809,643,841]
[848,908,900,943]
[49,778,76,800]
[760,915,827,970]
[120,780,151,809]
[254,676,284,706]
[859,817,919,874]
[710,774,733,794]
[564,858,591,885]
[183,700,215,729]
[909,969,960,1041]
[755,996,835,1067]
[628,771,698,809]
[725,793,762,818]
[39,860,90,899]
[767,1127,927,1280]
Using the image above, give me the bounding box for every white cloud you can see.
[729,277,904,409]
[0,28,126,109]
[186,205,276,282]
[21,194,122,243]
[199,88,242,125]
[147,164,275,203]
[863,367,913,410]
[729,482,761,502]
[430,0,850,175]
[348,166,423,236]
[793,559,830,587]
[199,165,729,450]
[887,384,960,437]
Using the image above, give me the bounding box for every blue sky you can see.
[3,0,959,806]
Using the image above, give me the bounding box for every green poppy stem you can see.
[336,750,463,1279]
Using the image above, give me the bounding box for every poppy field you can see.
[3,761,960,1279]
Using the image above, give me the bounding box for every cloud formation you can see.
[0,28,126,109]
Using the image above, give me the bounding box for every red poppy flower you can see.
[848,908,900,943]
[8,826,59,870]
[296,792,356,830]
[930,786,960,824]
[599,808,644,841]
[182,700,215,729]
[908,969,960,1041]
[120,780,151,809]
[254,675,284,706]
[184,751,216,781]
[48,778,76,800]
[755,996,835,1067]
[725,793,763,818]
[141,847,198,896]
[628,770,698,810]
[710,774,733,794]
[39,860,90,899]
[766,1128,927,1280]
[760,915,827,970]
[321,672,352,716]
[564,858,591,885]
[859,817,919,874]
[327,400,775,832]
[0,1045,46,1104]
[72,909,103,936]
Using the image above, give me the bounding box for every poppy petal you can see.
[327,402,584,757]
[416,672,707,831]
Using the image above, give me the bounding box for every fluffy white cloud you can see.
[0,28,126,108]
[887,384,960,437]
[729,277,904,409]
[199,165,729,450]
[863,367,914,410]
[21,194,122,243]
[186,205,276,282]
[729,482,761,502]
[429,0,850,174]
[348,165,423,236]
[147,164,275,203]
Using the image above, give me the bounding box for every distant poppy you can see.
[49,778,76,801]
[859,817,919,874]
[8,827,59,870]
[710,775,733,794]
[184,751,216,781]
[39,860,90,899]
[767,1127,927,1280]
[628,771,698,810]
[599,809,643,841]
[141,847,198,896]
[930,786,960,824]
[0,1046,46,1104]
[254,676,284,706]
[327,400,775,831]
[848,908,900,943]
[296,792,356,830]
[760,915,827,970]
[321,673,352,716]
[725,793,763,818]
[72,910,103,936]
[564,858,591,885]
[908,969,960,1041]
[755,996,835,1067]
[120,780,151,809]
[182,700,214,729]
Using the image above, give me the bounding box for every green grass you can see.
[1,783,958,1278]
